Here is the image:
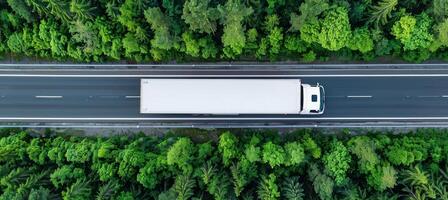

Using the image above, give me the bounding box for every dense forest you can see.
[0,128,447,199]
[0,0,448,62]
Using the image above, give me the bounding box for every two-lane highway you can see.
[2,72,448,123]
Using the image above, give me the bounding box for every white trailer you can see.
[140,79,325,115]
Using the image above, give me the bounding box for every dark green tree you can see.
[7,0,34,22]
[257,174,280,200]
[369,0,398,26]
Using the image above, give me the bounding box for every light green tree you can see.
[182,0,219,34]
[262,142,285,168]
[144,7,177,51]
[347,28,374,53]
[218,132,239,166]
[167,138,195,173]
[392,13,434,51]
[284,142,305,166]
[323,140,351,185]
[218,0,253,58]
[318,7,351,51]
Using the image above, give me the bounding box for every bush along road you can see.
[0,128,447,199]
[1,0,448,63]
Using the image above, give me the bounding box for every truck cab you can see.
[300,83,325,114]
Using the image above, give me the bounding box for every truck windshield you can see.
[319,86,325,112]
[300,85,303,111]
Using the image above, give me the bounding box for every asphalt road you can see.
[2,73,448,123]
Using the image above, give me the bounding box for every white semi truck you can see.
[140,79,325,115]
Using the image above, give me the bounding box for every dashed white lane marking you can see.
[125,96,140,99]
[417,95,440,98]
[347,95,372,98]
[35,96,63,99]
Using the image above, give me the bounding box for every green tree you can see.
[218,0,253,58]
[323,141,351,185]
[392,13,434,51]
[96,179,121,200]
[167,138,195,173]
[45,0,72,24]
[122,33,143,60]
[69,0,95,21]
[136,153,164,189]
[386,136,429,166]
[218,132,239,166]
[95,163,117,181]
[401,166,436,199]
[28,187,56,200]
[245,28,259,54]
[368,164,397,191]
[65,139,92,163]
[302,134,321,159]
[181,31,200,57]
[289,0,329,32]
[347,28,374,53]
[198,36,218,59]
[173,174,195,200]
[206,173,232,200]
[144,7,178,51]
[50,165,85,188]
[182,0,219,34]
[26,138,48,165]
[7,31,31,54]
[369,0,398,26]
[318,7,351,51]
[308,164,334,200]
[266,0,285,14]
[281,176,304,200]
[432,0,448,21]
[69,20,99,55]
[435,18,448,47]
[262,142,285,168]
[0,132,28,164]
[348,136,379,173]
[6,0,34,22]
[284,142,305,166]
[257,174,280,200]
[62,178,91,200]
[117,145,146,178]
[264,15,284,58]
[244,144,261,163]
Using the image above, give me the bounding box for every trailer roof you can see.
[140,79,301,114]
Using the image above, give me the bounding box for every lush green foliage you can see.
[0,128,448,199]
[1,0,448,62]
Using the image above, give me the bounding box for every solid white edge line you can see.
[35,96,63,99]
[4,74,448,77]
[1,117,448,121]
[6,68,448,72]
[2,63,448,67]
